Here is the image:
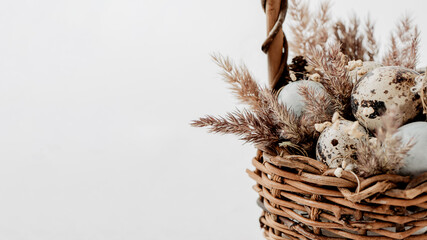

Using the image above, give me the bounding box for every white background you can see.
[0,0,426,239]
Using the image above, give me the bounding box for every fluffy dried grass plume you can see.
[306,43,353,117]
[364,16,378,61]
[333,15,379,61]
[288,0,332,58]
[191,109,281,148]
[356,108,414,177]
[211,53,261,109]
[288,0,379,62]
[383,15,420,69]
[298,85,335,130]
[192,54,320,151]
[334,16,365,61]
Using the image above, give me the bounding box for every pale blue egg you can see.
[277,80,328,117]
[395,122,427,176]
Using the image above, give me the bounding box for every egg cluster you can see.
[278,63,427,176]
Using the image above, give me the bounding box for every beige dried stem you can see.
[383,15,420,69]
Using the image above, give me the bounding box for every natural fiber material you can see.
[261,0,290,91]
[247,150,427,239]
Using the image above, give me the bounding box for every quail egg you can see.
[348,61,383,84]
[316,120,368,168]
[351,66,422,131]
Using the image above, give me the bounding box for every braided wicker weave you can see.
[249,0,427,239]
[247,150,427,239]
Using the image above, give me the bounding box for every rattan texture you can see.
[247,150,427,239]
[252,1,427,239]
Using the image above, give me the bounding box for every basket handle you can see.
[261,0,290,91]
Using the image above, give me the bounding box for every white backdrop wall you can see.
[0,1,426,239]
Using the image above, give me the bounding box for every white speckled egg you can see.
[348,61,383,84]
[394,122,427,176]
[278,80,328,117]
[351,66,422,131]
[316,120,368,168]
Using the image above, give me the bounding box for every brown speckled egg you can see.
[351,66,422,131]
[316,120,368,168]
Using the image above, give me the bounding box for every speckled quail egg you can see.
[393,122,427,176]
[316,120,368,168]
[351,66,422,131]
[278,80,329,117]
[348,61,383,84]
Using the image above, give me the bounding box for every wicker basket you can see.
[249,1,427,239]
[247,150,427,239]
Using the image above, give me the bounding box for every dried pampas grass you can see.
[211,53,261,110]
[306,43,353,117]
[288,0,332,58]
[192,54,320,151]
[191,109,281,148]
[334,16,365,61]
[298,85,335,130]
[194,2,422,177]
[364,16,378,61]
[383,15,420,69]
[333,15,379,61]
[356,108,414,177]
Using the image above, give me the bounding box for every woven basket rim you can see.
[248,149,427,239]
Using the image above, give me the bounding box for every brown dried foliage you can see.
[383,15,420,69]
[211,53,261,109]
[192,55,318,150]
[306,43,353,117]
[260,88,313,149]
[364,16,378,61]
[334,15,379,61]
[299,85,335,129]
[191,109,281,147]
[356,108,414,177]
[334,16,365,61]
[288,0,331,58]
[289,0,380,62]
